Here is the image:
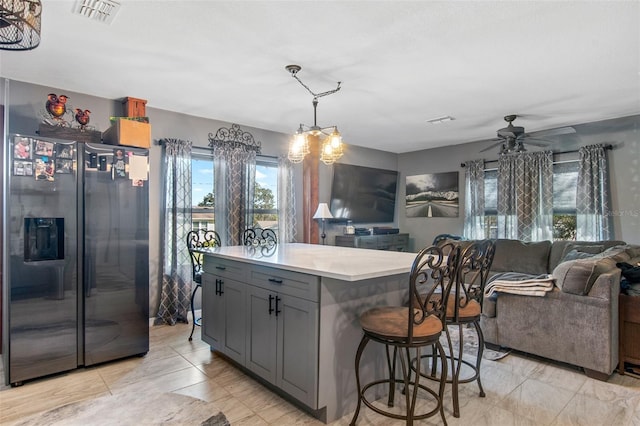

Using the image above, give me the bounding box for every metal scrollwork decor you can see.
[208,123,261,154]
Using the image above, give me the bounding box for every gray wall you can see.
[4,79,638,317]
[2,79,398,316]
[398,115,640,248]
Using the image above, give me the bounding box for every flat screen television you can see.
[330,163,398,223]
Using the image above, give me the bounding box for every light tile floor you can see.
[1,321,640,425]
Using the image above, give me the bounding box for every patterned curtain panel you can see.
[463,159,486,239]
[576,144,611,241]
[278,156,297,243]
[209,124,261,245]
[155,138,193,326]
[497,151,553,242]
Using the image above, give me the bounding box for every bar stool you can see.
[350,242,461,426]
[242,227,277,247]
[186,230,221,341]
[417,239,496,417]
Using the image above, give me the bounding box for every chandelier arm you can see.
[291,73,341,99]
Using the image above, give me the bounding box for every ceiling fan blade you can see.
[479,139,504,153]
[528,126,576,138]
[524,140,549,147]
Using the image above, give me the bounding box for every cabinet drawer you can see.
[355,238,378,249]
[203,257,247,281]
[249,265,319,302]
[335,236,356,247]
[394,234,409,246]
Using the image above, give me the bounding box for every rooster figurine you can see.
[74,109,91,130]
[45,94,69,123]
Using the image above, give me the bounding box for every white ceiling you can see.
[2,1,639,154]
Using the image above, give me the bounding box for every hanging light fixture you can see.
[0,0,42,51]
[285,64,345,165]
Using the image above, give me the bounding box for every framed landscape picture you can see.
[406,171,459,217]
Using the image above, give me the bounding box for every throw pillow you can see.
[562,249,598,262]
[491,240,551,275]
[552,257,617,295]
[625,245,640,259]
[559,244,604,263]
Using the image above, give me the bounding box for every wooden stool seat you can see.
[360,307,443,340]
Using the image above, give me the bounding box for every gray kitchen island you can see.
[200,243,417,423]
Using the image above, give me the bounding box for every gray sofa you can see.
[479,239,639,380]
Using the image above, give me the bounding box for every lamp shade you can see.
[312,203,333,219]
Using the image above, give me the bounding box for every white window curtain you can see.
[463,159,486,239]
[277,156,297,243]
[209,124,260,246]
[155,138,193,326]
[497,151,554,242]
[576,144,611,241]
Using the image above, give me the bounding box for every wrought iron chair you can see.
[416,239,496,418]
[433,233,468,246]
[242,227,277,247]
[350,242,461,426]
[186,230,221,341]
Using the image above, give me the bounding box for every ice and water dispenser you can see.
[24,218,65,262]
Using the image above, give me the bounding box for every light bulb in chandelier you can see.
[320,135,344,165]
[327,128,343,156]
[288,126,310,163]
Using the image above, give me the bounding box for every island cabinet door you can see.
[221,279,247,365]
[201,273,246,365]
[277,294,319,409]
[246,285,278,383]
[201,273,224,348]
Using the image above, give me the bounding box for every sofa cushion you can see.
[491,239,551,275]
[553,256,619,295]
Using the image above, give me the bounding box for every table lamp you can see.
[313,203,333,245]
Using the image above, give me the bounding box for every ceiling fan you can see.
[480,114,576,155]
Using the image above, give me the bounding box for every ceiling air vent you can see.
[72,0,121,24]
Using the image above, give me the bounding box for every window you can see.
[253,159,278,231]
[190,153,279,232]
[552,161,579,240]
[191,152,215,231]
[484,169,498,239]
[482,161,579,241]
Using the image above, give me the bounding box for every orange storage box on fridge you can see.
[102,118,151,148]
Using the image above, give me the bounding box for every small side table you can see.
[618,293,640,375]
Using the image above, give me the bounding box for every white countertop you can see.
[200,243,417,281]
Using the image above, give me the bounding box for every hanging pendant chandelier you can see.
[285,64,345,165]
[0,0,42,51]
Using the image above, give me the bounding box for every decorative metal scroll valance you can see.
[208,123,261,154]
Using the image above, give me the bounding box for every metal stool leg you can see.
[188,283,201,341]
[350,335,369,426]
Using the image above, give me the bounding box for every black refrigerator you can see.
[2,135,149,386]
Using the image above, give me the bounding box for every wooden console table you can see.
[618,293,640,375]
